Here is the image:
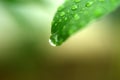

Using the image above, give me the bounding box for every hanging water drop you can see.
[49,39,56,47]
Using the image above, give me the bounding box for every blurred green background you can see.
[0,0,120,80]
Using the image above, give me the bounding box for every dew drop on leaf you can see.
[74,14,80,20]
[94,8,104,17]
[71,5,78,10]
[60,12,65,16]
[55,23,57,26]
[68,26,78,35]
[99,0,104,2]
[67,10,70,13]
[85,1,93,7]
[74,0,81,3]
[59,19,62,22]
[64,17,68,21]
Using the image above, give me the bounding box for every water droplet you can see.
[59,19,62,22]
[64,17,68,21]
[68,26,77,35]
[50,34,63,46]
[74,14,80,20]
[85,2,93,7]
[67,10,70,13]
[71,5,78,10]
[74,0,81,3]
[62,26,66,30]
[94,9,104,17]
[49,39,56,47]
[81,8,85,11]
[99,0,104,2]
[60,12,65,16]
[55,23,57,26]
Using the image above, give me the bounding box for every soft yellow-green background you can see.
[0,0,120,80]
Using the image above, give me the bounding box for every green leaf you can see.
[50,0,120,46]
[4,0,44,3]
[3,0,48,5]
